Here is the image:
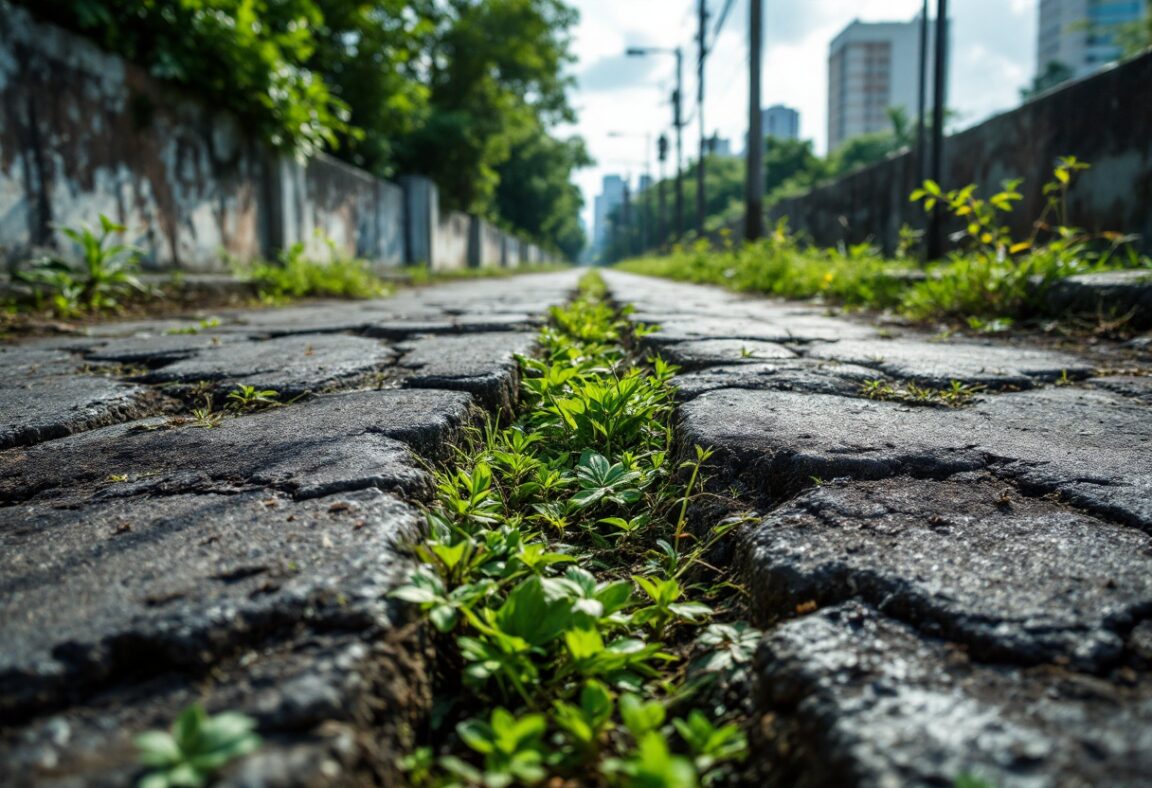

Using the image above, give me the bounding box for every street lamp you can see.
[626,46,684,244]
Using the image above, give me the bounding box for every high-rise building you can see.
[1037,0,1144,78]
[762,105,800,141]
[593,174,626,251]
[827,15,944,151]
[709,136,735,157]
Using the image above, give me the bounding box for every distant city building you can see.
[762,105,800,141]
[638,174,654,193]
[1037,0,1144,78]
[593,174,626,251]
[709,136,734,157]
[827,15,945,151]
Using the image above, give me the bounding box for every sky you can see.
[562,0,1040,237]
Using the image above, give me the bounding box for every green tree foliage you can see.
[309,0,435,173]
[764,138,826,197]
[17,0,587,256]
[1116,0,1152,55]
[1021,60,1075,100]
[25,0,350,156]
[392,0,580,217]
[494,121,592,260]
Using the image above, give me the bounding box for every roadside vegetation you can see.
[393,271,755,786]
[617,158,1151,328]
[0,215,569,335]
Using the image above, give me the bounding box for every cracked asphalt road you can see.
[606,270,1152,788]
[2,269,1150,786]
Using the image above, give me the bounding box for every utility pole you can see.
[622,179,633,258]
[696,0,708,237]
[915,0,929,188]
[658,133,669,249]
[671,50,686,243]
[745,0,764,242]
[927,0,949,259]
[627,46,685,245]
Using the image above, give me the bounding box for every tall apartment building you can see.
[762,105,800,141]
[1037,0,1145,78]
[827,15,943,151]
[592,174,626,251]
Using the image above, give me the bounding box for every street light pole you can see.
[927,0,949,259]
[658,133,669,249]
[675,47,685,243]
[916,0,929,189]
[627,45,685,245]
[696,0,708,237]
[745,0,764,242]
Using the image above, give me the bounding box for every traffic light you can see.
[658,134,669,163]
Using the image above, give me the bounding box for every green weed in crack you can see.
[135,704,260,788]
[394,271,753,786]
[861,378,983,407]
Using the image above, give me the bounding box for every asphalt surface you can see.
[606,270,1152,788]
[2,269,1151,786]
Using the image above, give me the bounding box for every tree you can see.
[1021,60,1074,100]
[309,0,436,175]
[393,0,580,216]
[20,0,351,156]
[764,138,826,199]
[493,122,591,259]
[1116,0,1152,56]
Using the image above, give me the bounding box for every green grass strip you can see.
[395,271,756,787]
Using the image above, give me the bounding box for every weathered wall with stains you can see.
[0,2,545,272]
[470,218,506,267]
[435,212,472,271]
[271,154,405,266]
[0,1,271,271]
[768,51,1152,254]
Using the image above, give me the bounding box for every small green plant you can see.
[190,406,224,429]
[673,710,748,776]
[954,774,995,788]
[167,317,222,335]
[441,708,551,787]
[226,384,281,412]
[632,576,713,638]
[135,704,260,788]
[12,214,145,316]
[861,378,982,407]
[238,239,390,301]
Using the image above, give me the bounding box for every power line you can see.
[708,0,739,52]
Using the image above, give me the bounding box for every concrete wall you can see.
[769,51,1152,255]
[0,2,555,273]
[435,211,471,271]
[0,1,267,271]
[469,217,505,267]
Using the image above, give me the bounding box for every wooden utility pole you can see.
[696,0,708,237]
[658,133,669,249]
[674,49,685,242]
[915,0,929,187]
[927,0,949,259]
[745,0,763,242]
[622,180,633,257]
